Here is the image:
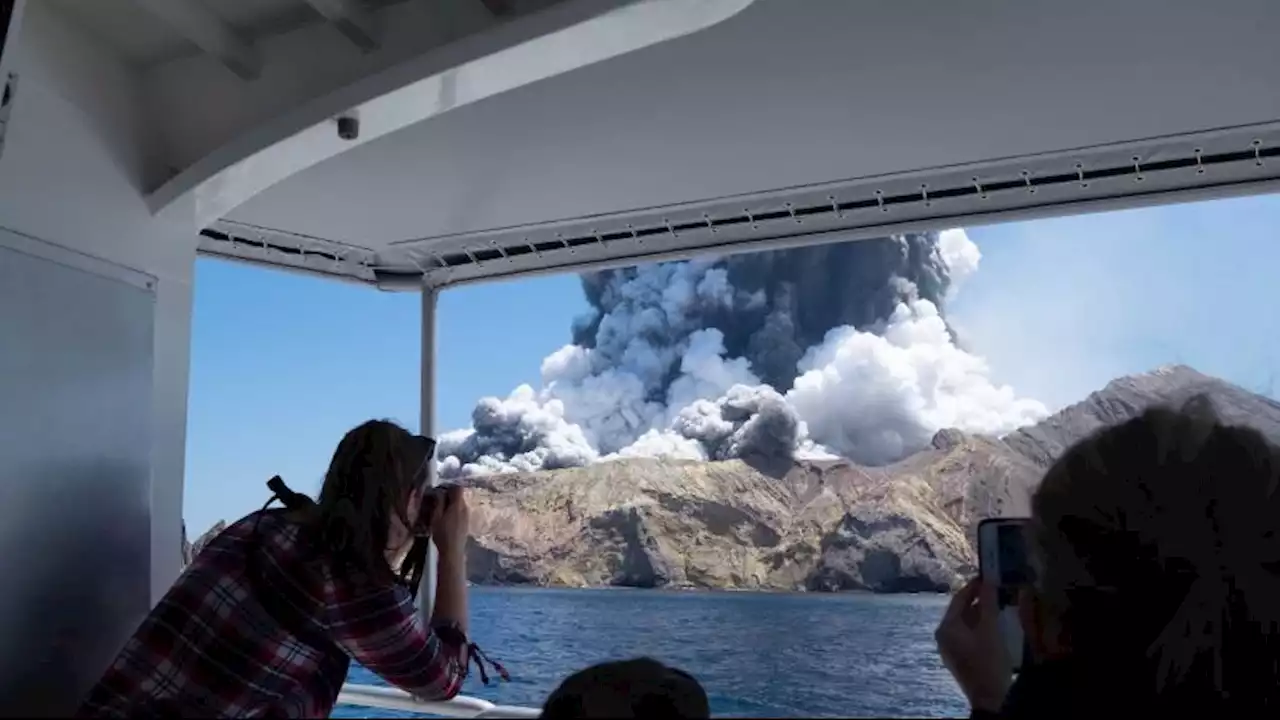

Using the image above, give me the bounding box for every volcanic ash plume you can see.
[436,230,1046,479]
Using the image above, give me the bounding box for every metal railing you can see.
[337,684,540,719]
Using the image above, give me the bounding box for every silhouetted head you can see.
[314,419,436,584]
[540,658,710,719]
[1020,396,1280,706]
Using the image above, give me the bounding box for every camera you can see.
[413,482,460,535]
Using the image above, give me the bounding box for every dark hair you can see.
[540,658,710,719]
[1030,396,1280,705]
[311,419,434,585]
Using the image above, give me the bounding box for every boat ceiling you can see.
[59,0,1280,289]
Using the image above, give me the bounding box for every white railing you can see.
[337,684,541,719]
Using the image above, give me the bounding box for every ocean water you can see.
[334,587,966,718]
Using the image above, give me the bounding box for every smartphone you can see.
[977,518,1032,673]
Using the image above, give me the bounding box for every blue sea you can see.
[333,587,966,718]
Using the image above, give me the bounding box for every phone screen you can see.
[978,518,1032,673]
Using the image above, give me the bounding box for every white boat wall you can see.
[1,0,1279,716]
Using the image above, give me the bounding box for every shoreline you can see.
[467,581,954,597]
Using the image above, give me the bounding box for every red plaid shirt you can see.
[77,510,467,718]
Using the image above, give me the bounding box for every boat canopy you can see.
[33,0,1280,290]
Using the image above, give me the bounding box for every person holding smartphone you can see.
[78,419,499,718]
[936,398,1280,717]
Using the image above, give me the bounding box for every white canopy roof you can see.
[56,0,1280,289]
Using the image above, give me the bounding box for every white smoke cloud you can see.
[437,229,1047,478]
[787,299,1048,465]
[938,228,981,298]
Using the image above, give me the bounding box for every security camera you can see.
[336,115,359,141]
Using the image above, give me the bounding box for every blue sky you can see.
[182,193,1280,535]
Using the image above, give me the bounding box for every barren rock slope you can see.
[465,431,1041,592]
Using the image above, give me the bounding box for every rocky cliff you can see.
[465,365,1280,593]
[464,431,1040,593]
[179,520,228,569]
[1003,364,1280,467]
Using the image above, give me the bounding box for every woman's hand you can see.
[935,577,1012,713]
[431,486,469,561]
[428,485,470,636]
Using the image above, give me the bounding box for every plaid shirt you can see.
[78,510,467,718]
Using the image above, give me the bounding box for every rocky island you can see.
[183,366,1280,594]
[462,365,1280,593]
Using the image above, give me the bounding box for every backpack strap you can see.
[246,477,344,660]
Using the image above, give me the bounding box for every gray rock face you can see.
[586,506,679,588]
[1004,365,1280,467]
[181,522,192,567]
[809,496,972,593]
[466,538,539,585]
[192,521,227,558]
[180,521,228,568]
[930,428,968,452]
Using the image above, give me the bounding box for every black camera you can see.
[413,482,461,535]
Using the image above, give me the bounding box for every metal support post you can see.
[417,284,439,624]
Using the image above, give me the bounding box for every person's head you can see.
[1019,396,1280,704]
[314,419,436,583]
[540,658,710,719]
